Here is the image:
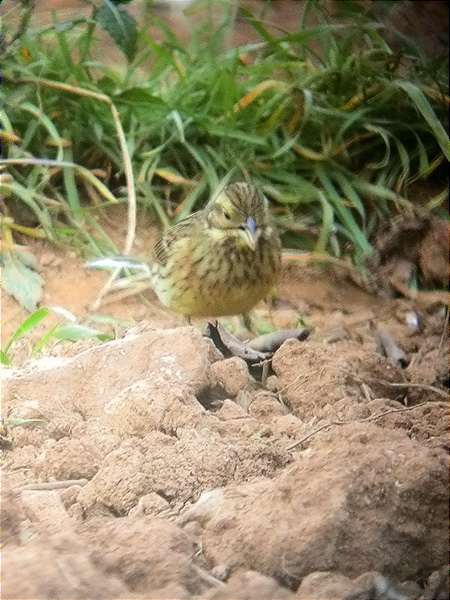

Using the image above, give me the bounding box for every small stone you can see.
[272,414,303,439]
[404,310,423,334]
[211,564,231,582]
[210,357,251,397]
[296,571,354,600]
[265,375,279,392]
[248,392,286,420]
[128,492,169,518]
[397,580,423,599]
[217,399,247,420]
[179,488,225,527]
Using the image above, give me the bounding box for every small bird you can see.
[150,181,282,318]
[87,182,282,319]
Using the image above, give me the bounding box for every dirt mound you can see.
[2,326,212,419]
[201,423,447,583]
[271,338,403,420]
[83,517,200,594]
[77,428,289,516]
[1,309,448,598]
[2,533,131,600]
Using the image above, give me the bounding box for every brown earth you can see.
[1,223,449,599]
[1,2,449,598]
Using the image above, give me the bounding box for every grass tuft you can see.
[0,0,448,292]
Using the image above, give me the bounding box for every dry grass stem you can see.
[286,401,438,451]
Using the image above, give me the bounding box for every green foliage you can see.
[0,306,113,365]
[0,0,448,299]
[1,307,50,364]
[95,0,138,61]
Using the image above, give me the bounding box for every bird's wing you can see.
[153,212,203,266]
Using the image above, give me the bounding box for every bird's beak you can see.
[242,216,258,251]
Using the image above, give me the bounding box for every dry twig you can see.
[286,401,436,452]
[17,479,88,491]
[376,380,448,399]
[192,565,226,588]
[94,281,152,307]
[345,370,448,400]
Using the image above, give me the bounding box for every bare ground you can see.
[1,227,448,600]
[1,0,448,595]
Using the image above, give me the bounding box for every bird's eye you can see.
[223,211,231,220]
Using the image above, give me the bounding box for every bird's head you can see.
[206,182,270,251]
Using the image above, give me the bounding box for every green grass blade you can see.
[316,167,372,255]
[20,103,65,161]
[52,323,112,342]
[392,81,450,160]
[62,146,82,216]
[352,178,411,209]
[3,307,50,355]
[0,181,53,233]
[176,177,207,221]
[332,172,366,220]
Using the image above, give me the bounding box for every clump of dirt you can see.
[365,214,449,299]
[3,530,131,599]
[201,423,447,583]
[271,338,403,420]
[33,437,101,481]
[83,517,201,594]
[76,428,289,516]
[1,261,448,599]
[295,570,426,600]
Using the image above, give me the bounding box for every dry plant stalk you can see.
[3,76,137,308]
[286,400,444,452]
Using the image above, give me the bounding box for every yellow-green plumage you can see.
[150,182,281,318]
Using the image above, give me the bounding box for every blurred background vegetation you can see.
[0,0,448,313]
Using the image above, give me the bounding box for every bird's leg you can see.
[241,313,255,334]
[265,288,278,326]
[185,315,192,326]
